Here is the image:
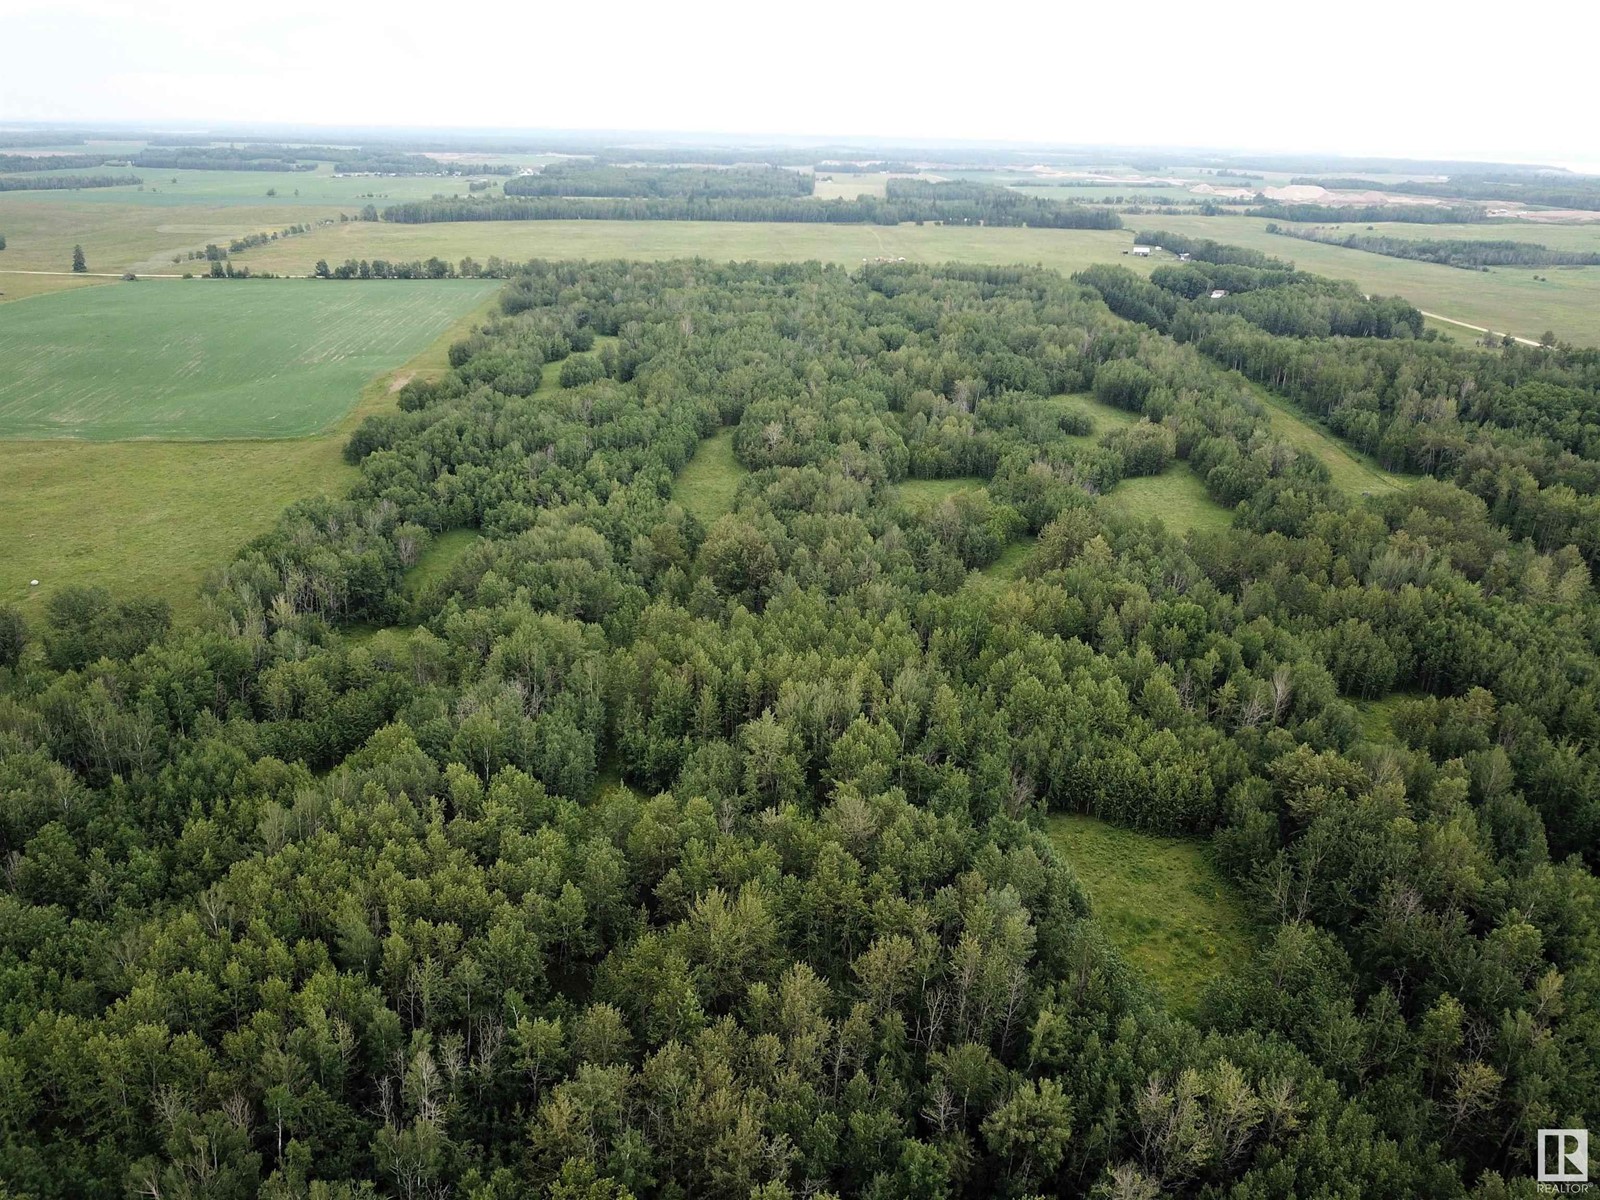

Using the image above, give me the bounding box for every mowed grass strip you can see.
[676,428,748,523]
[1238,378,1412,496]
[1048,814,1256,1016]
[0,286,500,617]
[0,278,497,439]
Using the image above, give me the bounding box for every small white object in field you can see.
[30,580,39,586]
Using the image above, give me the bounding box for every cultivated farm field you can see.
[0,282,498,615]
[0,278,497,439]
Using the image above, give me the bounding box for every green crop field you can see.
[0,195,348,290]
[0,285,498,616]
[676,428,747,523]
[0,278,497,439]
[1048,814,1256,1015]
[0,165,472,208]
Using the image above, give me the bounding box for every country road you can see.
[1417,309,1541,347]
[0,269,310,281]
[0,268,186,279]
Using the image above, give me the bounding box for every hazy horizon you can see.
[5,0,1595,171]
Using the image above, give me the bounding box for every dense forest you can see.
[382,182,1123,229]
[1266,225,1600,268]
[504,165,813,200]
[3,257,1598,1199]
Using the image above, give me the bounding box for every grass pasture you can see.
[0,278,496,439]
[0,284,499,616]
[225,217,1140,280]
[1048,814,1255,1015]
[676,428,747,523]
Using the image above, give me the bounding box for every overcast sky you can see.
[3,0,1595,169]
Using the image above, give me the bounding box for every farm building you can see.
[1209,289,1229,299]
[1127,245,1154,257]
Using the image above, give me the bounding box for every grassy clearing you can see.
[1104,467,1233,534]
[984,534,1038,579]
[0,288,500,618]
[676,428,747,523]
[0,278,496,439]
[408,529,480,594]
[893,476,989,508]
[1352,690,1425,744]
[811,173,893,200]
[1043,391,1141,442]
[1048,814,1255,1016]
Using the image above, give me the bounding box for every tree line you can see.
[0,153,109,172]
[129,148,317,172]
[1266,224,1600,268]
[0,174,141,192]
[1252,200,1489,224]
[382,183,1123,229]
[0,257,1594,1198]
[1291,173,1600,212]
[505,164,814,199]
